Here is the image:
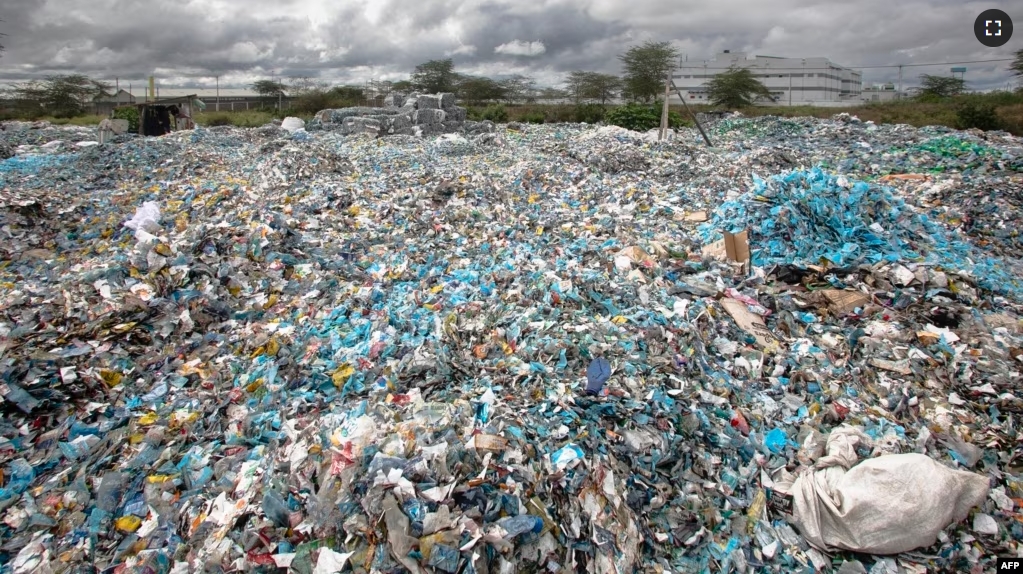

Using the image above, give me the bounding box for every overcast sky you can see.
[0,0,1019,92]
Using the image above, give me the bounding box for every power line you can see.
[859,58,1015,69]
[677,57,1015,73]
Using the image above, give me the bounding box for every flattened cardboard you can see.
[720,298,779,350]
[868,358,912,375]
[821,289,870,315]
[685,211,709,222]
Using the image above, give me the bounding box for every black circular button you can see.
[975,9,1013,47]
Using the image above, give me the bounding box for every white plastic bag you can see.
[790,425,989,555]
[123,201,161,241]
[280,117,305,133]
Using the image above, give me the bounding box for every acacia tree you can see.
[499,74,537,103]
[705,66,772,108]
[1010,48,1023,78]
[288,77,326,96]
[11,74,112,117]
[457,76,505,106]
[251,79,286,108]
[411,59,459,93]
[566,71,622,104]
[539,86,569,100]
[618,41,680,103]
[915,74,966,98]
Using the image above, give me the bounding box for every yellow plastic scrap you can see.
[99,370,123,387]
[265,337,280,357]
[332,363,355,388]
[262,294,280,310]
[170,411,199,429]
[138,412,158,426]
[115,516,142,533]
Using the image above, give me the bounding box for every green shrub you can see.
[605,102,684,131]
[521,111,545,124]
[480,104,508,123]
[914,93,945,104]
[574,104,606,124]
[955,101,1002,131]
[205,115,234,127]
[543,106,576,123]
[606,103,659,131]
[112,107,140,133]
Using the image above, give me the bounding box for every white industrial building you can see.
[860,83,907,103]
[672,51,863,107]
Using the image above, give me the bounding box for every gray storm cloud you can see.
[0,0,1016,90]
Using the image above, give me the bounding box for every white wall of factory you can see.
[672,51,868,107]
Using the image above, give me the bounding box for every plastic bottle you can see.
[95,471,125,513]
[497,515,544,538]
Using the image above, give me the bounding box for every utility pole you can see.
[897,65,903,101]
[801,59,805,104]
[216,76,220,112]
[659,66,671,141]
[669,79,712,147]
[788,71,792,106]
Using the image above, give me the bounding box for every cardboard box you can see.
[724,231,750,266]
[703,230,750,274]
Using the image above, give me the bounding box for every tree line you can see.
[3,31,1023,120]
[252,41,696,112]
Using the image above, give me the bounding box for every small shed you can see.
[120,95,199,136]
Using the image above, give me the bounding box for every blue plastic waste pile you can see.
[699,167,1023,298]
[0,116,1021,574]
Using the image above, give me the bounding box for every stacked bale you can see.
[312,92,492,137]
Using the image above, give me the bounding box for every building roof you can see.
[151,88,262,98]
[116,94,199,109]
[94,89,136,102]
